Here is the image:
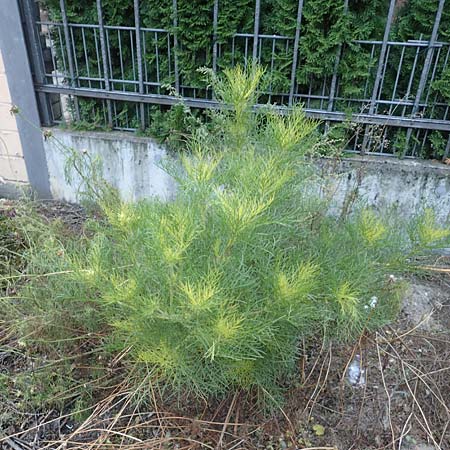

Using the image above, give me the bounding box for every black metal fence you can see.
[19,0,450,158]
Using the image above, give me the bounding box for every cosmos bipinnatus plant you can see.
[11,65,450,405]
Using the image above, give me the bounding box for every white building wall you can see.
[0,50,29,185]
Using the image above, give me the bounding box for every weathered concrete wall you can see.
[42,129,450,223]
[320,156,450,222]
[44,129,176,202]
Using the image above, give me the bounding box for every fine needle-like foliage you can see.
[5,65,450,407]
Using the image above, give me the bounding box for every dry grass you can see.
[1,200,449,450]
[1,312,448,450]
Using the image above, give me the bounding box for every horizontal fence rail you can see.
[19,0,450,158]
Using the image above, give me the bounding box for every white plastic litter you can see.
[347,354,366,387]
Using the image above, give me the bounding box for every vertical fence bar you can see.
[430,45,450,119]
[81,27,92,88]
[96,0,113,128]
[327,0,348,113]
[268,38,276,102]
[117,31,125,90]
[403,0,446,156]
[376,45,391,113]
[167,33,172,77]
[57,27,68,72]
[172,0,180,94]
[134,0,145,130]
[360,0,396,153]
[130,30,137,89]
[70,27,80,81]
[106,30,115,90]
[423,46,441,107]
[388,46,405,114]
[212,0,219,73]
[45,28,59,86]
[143,33,148,91]
[20,0,53,125]
[362,44,376,102]
[59,0,80,120]
[244,38,249,66]
[325,0,348,131]
[130,30,139,92]
[155,32,161,92]
[401,39,422,117]
[288,0,305,106]
[252,0,261,63]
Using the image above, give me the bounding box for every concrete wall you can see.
[45,129,176,202]
[43,129,450,223]
[320,157,450,223]
[0,50,29,193]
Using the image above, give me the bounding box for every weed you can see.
[4,65,450,410]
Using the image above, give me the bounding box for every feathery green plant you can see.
[5,65,450,407]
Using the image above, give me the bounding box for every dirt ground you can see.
[0,200,449,450]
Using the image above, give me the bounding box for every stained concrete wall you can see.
[319,157,450,223]
[44,129,176,202]
[43,129,450,223]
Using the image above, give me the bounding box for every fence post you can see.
[96,0,113,128]
[20,0,52,126]
[288,0,305,107]
[0,0,52,197]
[172,0,180,94]
[59,0,80,121]
[327,0,349,114]
[403,0,446,157]
[252,0,261,64]
[212,0,219,74]
[134,0,145,130]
